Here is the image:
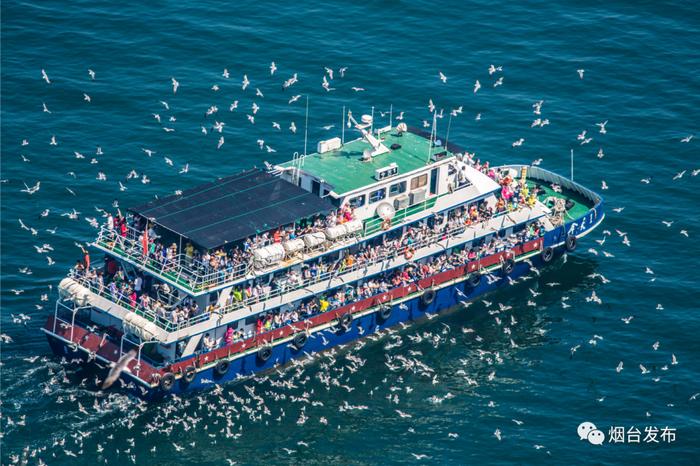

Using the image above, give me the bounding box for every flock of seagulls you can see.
[1,56,696,465]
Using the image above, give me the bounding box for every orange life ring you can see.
[381,218,392,230]
[404,248,415,260]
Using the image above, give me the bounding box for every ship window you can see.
[348,194,366,208]
[410,173,428,190]
[369,188,386,204]
[389,181,407,197]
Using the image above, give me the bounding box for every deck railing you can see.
[79,205,540,332]
[213,207,536,317]
[93,224,252,293]
[363,196,438,236]
[93,197,443,294]
[67,269,211,332]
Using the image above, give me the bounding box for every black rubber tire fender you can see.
[160,372,175,391]
[502,258,515,275]
[214,359,230,376]
[292,332,308,350]
[378,304,392,321]
[257,346,273,362]
[421,288,437,307]
[183,365,196,383]
[541,246,554,263]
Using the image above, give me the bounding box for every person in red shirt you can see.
[129,290,137,309]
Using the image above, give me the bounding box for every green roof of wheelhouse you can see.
[281,130,456,195]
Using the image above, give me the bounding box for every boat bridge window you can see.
[430,168,438,194]
[389,180,407,197]
[348,194,366,208]
[369,188,386,204]
[410,173,428,190]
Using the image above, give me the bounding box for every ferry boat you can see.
[43,111,604,399]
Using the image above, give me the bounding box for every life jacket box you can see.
[303,232,326,248]
[317,137,342,154]
[282,238,305,255]
[394,195,409,210]
[343,219,363,235]
[325,224,347,241]
[409,189,426,205]
[252,243,285,268]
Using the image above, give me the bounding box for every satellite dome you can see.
[375,202,396,220]
[361,114,373,125]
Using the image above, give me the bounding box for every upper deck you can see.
[279,129,454,196]
[92,125,499,296]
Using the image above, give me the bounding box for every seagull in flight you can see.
[595,120,608,134]
[88,69,96,80]
[680,135,693,143]
[438,71,447,83]
[577,69,585,79]
[21,181,41,194]
[488,64,503,75]
[242,74,250,90]
[41,69,50,84]
[473,80,481,93]
[171,77,179,94]
[270,61,277,75]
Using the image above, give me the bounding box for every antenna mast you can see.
[426,112,437,164]
[303,95,309,156]
[341,105,345,144]
[445,113,453,153]
[570,148,574,181]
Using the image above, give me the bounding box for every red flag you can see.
[84,252,91,270]
[142,228,149,256]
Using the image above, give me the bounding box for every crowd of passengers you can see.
[217,192,544,309]
[103,204,358,284]
[100,160,538,285]
[198,217,544,351]
[73,256,205,325]
[87,164,544,326]
[78,195,545,328]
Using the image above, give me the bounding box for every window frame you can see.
[368,187,387,204]
[410,173,428,190]
[389,180,407,197]
[347,194,366,208]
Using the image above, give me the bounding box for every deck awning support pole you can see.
[570,149,574,181]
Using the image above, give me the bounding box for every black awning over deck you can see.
[130,168,333,250]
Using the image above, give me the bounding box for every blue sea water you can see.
[1,0,699,464]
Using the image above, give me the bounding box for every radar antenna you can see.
[347,109,390,159]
